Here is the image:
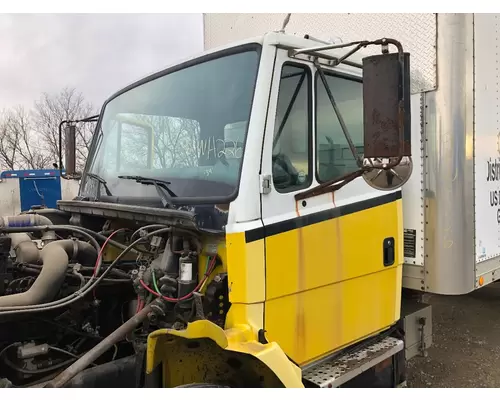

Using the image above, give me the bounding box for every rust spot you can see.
[295,200,306,362]
[362,52,411,158]
[332,198,344,349]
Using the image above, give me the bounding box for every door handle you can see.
[383,237,395,266]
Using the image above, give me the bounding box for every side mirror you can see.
[362,51,412,190]
[64,124,77,177]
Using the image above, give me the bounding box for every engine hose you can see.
[4,222,144,255]
[0,214,52,228]
[0,239,97,307]
[0,225,101,314]
[0,214,57,242]
[45,302,156,388]
[0,226,172,315]
[13,240,39,264]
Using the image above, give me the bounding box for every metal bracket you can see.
[278,44,362,70]
[193,292,205,320]
[260,174,271,194]
[418,317,428,357]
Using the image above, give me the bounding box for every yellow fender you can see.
[146,320,304,388]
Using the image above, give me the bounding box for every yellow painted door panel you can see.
[264,265,402,365]
[265,195,403,300]
[262,193,403,365]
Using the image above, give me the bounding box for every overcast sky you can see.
[0,13,203,111]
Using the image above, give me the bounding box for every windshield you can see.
[85,47,260,204]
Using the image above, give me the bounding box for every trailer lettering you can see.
[486,158,500,224]
[487,158,500,181]
[490,190,499,206]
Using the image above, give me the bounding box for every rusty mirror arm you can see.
[58,115,99,180]
[292,38,411,201]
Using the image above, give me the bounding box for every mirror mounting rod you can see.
[293,38,411,201]
[294,37,408,170]
[314,58,364,169]
[58,115,99,180]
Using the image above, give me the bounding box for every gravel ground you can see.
[406,283,500,387]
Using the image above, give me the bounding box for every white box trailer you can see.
[203,13,500,296]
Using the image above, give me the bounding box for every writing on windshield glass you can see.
[199,137,243,160]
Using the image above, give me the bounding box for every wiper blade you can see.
[118,175,177,208]
[86,172,113,196]
[118,175,177,197]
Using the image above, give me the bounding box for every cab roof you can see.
[104,31,380,107]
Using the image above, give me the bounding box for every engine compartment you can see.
[0,206,228,388]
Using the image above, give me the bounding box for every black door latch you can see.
[383,237,395,266]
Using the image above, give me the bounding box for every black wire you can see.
[0,342,19,362]
[1,344,98,376]
[34,317,103,340]
[88,227,174,290]
[0,227,173,315]
[48,346,97,367]
[19,263,130,279]
[60,226,145,255]
[130,224,168,242]
[3,353,75,375]
[0,225,101,313]
[19,266,130,284]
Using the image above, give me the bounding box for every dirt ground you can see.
[406,282,500,388]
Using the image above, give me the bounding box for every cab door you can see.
[259,48,403,366]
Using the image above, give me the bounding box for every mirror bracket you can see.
[58,115,99,180]
[291,38,411,199]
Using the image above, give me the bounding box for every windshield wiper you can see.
[118,175,177,208]
[86,172,113,197]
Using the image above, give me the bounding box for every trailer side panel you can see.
[474,14,500,287]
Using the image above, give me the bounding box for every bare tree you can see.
[132,114,202,169]
[32,87,97,171]
[0,110,20,170]
[1,106,52,170]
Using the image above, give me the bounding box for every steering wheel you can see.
[272,153,299,189]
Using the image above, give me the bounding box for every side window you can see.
[316,73,363,182]
[272,64,311,192]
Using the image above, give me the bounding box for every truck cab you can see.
[57,31,413,387]
[0,29,417,389]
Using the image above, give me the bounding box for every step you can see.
[302,336,404,388]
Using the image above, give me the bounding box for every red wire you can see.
[139,256,217,303]
[135,295,144,314]
[92,229,125,277]
[92,229,126,299]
